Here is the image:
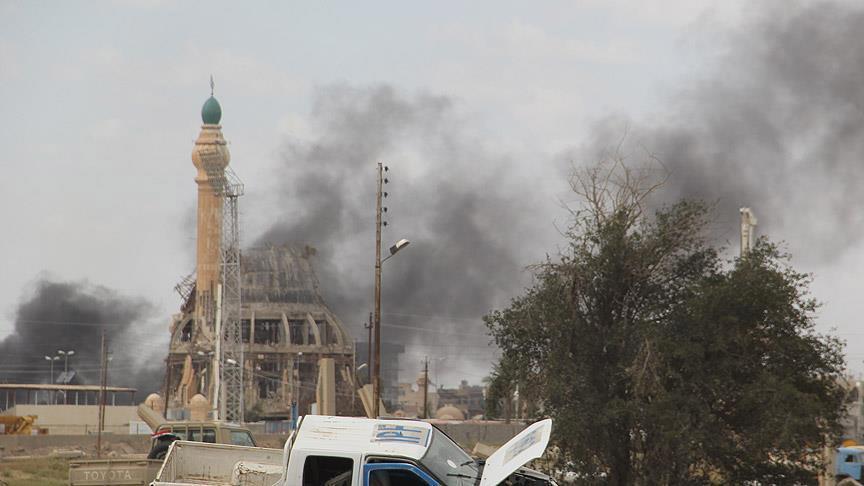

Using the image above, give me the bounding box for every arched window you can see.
[254,319,282,345]
[180,321,193,342]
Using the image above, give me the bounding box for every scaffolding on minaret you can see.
[202,150,245,423]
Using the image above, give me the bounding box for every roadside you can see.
[0,456,68,486]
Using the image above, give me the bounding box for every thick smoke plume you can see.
[0,278,165,396]
[581,1,864,262]
[257,85,550,384]
[259,2,864,382]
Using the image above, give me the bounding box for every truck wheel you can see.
[837,478,860,486]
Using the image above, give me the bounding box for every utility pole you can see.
[371,163,408,417]
[422,357,429,419]
[365,313,373,384]
[96,330,107,459]
[373,162,384,418]
[294,351,304,411]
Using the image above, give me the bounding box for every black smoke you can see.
[579,1,864,262]
[256,85,552,385]
[255,2,864,384]
[0,278,165,396]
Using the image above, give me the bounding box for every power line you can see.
[382,312,484,322]
[9,319,150,328]
[381,323,489,337]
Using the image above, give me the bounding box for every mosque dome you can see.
[434,405,465,420]
[144,393,165,414]
[189,393,210,421]
[201,96,222,125]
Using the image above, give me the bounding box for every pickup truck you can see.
[147,420,257,458]
[835,446,864,485]
[68,421,257,486]
[152,414,554,486]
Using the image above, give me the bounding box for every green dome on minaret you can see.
[201,96,222,125]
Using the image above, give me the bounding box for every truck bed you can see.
[153,440,283,485]
[68,458,163,485]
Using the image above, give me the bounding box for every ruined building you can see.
[163,91,355,420]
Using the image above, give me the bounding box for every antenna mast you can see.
[202,151,245,423]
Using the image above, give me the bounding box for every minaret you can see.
[191,82,230,330]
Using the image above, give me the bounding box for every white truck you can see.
[152,415,555,486]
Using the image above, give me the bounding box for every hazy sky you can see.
[3,1,863,385]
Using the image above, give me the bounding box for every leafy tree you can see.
[485,160,845,485]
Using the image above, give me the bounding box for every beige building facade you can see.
[2,404,143,435]
[396,373,438,418]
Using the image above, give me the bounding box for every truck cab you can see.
[837,446,864,482]
[278,415,553,486]
[148,420,256,460]
[151,421,256,447]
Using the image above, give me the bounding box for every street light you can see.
[373,237,410,417]
[44,355,60,383]
[355,363,368,386]
[382,239,410,263]
[45,355,60,404]
[57,350,75,374]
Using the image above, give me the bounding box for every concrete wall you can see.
[0,433,152,456]
[2,405,141,435]
[0,433,286,457]
[434,421,528,448]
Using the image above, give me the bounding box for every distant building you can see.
[0,384,141,435]
[395,373,438,418]
[436,380,485,419]
[355,341,405,409]
[841,377,864,443]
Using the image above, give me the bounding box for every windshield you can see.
[420,428,479,486]
[230,430,256,447]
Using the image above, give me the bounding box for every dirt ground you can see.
[0,457,69,486]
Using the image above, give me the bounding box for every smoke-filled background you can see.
[0,279,164,395]
[579,2,864,262]
[4,1,864,392]
[254,1,864,382]
[255,85,551,384]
